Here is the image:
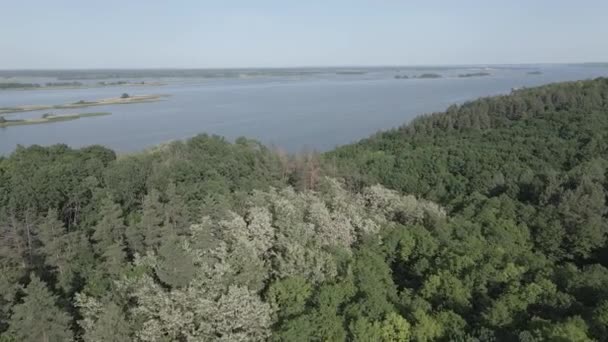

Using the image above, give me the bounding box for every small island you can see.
[0,94,168,115]
[458,72,491,78]
[394,75,409,79]
[335,70,366,75]
[415,73,442,79]
[0,82,42,90]
[45,81,84,87]
[527,71,543,75]
[0,112,110,128]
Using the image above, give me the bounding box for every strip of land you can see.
[0,81,165,91]
[0,94,168,115]
[0,112,110,127]
[458,72,491,78]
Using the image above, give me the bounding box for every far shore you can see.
[0,94,169,115]
[0,81,165,92]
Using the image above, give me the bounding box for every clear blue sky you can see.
[2,0,607,69]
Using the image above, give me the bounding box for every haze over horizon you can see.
[1,62,607,72]
[3,0,608,69]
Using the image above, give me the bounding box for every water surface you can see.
[1,65,607,155]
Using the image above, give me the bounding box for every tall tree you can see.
[38,208,91,292]
[91,196,126,254]
[7,275,73,342]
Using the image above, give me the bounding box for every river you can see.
[1,64,607,155]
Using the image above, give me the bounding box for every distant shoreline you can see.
[0,81,165,92]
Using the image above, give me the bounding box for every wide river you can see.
[1,65,607,155]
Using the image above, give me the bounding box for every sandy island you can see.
[0,94,169,115]
[0,112,111,128]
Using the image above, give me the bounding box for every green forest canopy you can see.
[1,77,608,341]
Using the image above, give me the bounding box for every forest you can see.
[1,77,608,341]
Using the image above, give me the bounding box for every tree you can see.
[380,313,411,341]
[163,182,189,235]
[155,236,195,288]
[91,196,126,254]
[38,209,91,293]
[120,93,130,99]
[542,316,591,341]
[125,189,164,255]
[558,178,607,258]
[0,209,27,331]
[212,286,273,341]
[267,276,312,321]
[7,275,73,342]
[76,295,131,342]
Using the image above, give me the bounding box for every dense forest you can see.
[1,77,607,341]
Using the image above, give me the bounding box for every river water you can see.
[1,65,607,155]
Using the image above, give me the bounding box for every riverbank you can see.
[0,112,110,127]
[0,94,168,115]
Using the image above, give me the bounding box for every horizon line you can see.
[1,61,606,72]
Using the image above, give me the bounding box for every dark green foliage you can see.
[82,302,131,342]
[7,276,73,341]
[267,276,312,321]
[323,77,608,340]
[1,78,608,341]
[327,78,608,262]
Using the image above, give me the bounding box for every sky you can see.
[2,0,607,69]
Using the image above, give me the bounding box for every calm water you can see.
[1,65,607,155]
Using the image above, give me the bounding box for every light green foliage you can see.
[540,316,592,342]
[76,295,131,342]
[421,271,471,309]
[125,274,272,342]
[155,236,195,288]
[411,310,443,342]
[212,285,273,341]
[363,184,446,225]
[380,313,412,341]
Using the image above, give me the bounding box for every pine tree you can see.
[0,208,26,331]
[38,209,89,292]
[164,182,189,235]
[91,196,126,254]
[125,190,165,255]
[140,189,166,250]
[7,275,73,342]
